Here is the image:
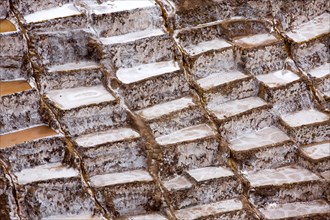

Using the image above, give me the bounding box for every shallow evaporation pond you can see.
[0,19,17,33]
[69,91,100,100]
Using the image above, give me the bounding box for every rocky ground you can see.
[0,0,329,219]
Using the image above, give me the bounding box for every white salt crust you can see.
[229,126,290,151]
[208,96,267,120]
[156,124,216,146]
[173,17,245,34]
[46,85,115,110]
[186,166,234,182]
[281,109,329,127]
[301,142,330,160]
[100,28,165,45]
[174,199,243,220]
[136,96,195,120]
[47,61,100,72]
[163,175,192,191]
[197,71,248,90]
[127,213,168,220]
[90,169,153,187]
[234,33,278,47]
[259,200,330,219]
[74,127,140,148]
[173,19,222,35]
[24,3,82,23]
[307,62,330,78]
[320,170,330,180]
[15,162,79,185]
[183,38,232,56]
[286,13,330,43]
[83,0,155,15]
[256,69,300,88]
[246,165,320,187]
[323,90,330,97]
[116,60,180,84]
[42,213,102,220]
[0,77,26,83]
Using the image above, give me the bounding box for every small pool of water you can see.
[0,19,16,33]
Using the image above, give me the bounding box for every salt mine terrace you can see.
[23,3,82,24]
[0,0,330,219]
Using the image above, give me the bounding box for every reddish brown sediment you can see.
[0,19,16,33]
[0,80,31,96]
[0,125,56,149]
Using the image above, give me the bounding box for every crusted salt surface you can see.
[173,19,223,34]
[15,162,79,185]
[246,165,320,187]
[234,33,278,47]
[286,13,330,43]
[42,213,101,220]
[186,166,234,182]
[320,170,330,180]
[256,69,300,88]
[90,169,153,187]
[46,85,115,110]
[127,213,168,220]
[136,96,195,120]
[74,127,140,148]
[183,38,232,56]
[324,90,330,97]
[100,28,164,45]
[173,17,244,34]
[116,60,180,84]
[229,126,290,151]
[174,199,242,220]
[208,96,267,120]
[156,124,215,146]
[47,61,99,72]
[301,142,330,160]
[307,62,329,78]
[281,109,329,127]
[259,200,330,219]
[84,0,155,15]
[24,3,81,23]
[197,71,248,90]
[163,175,192,191]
